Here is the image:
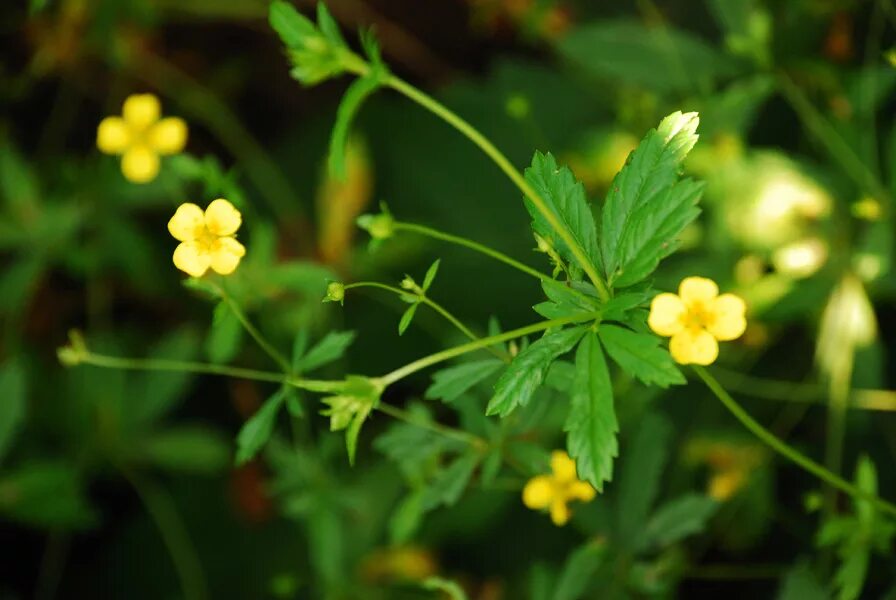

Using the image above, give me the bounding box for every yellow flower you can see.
[97,93,188,183]
[648,277,747,366]
[522,450,595,526]
[168,199,245,277]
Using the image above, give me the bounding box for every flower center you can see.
[683,301,713,331]
[196,227,220,251]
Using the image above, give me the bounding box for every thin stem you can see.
[694,365,896,518]
[379,312,599,387]
[364,70,611,301]
[120,467,207,600]
[393,221,551,284]
[376,403,486,449]
[216,285,291,373]
[343,281,510,362]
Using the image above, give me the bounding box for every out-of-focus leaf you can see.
[389,489,425,544]
[0,462,96,529]
[638,494,718,550]
[422,452,480,510]
[599,324,684,387]
[0,361,25,464]
[488,326,586,417]
[422,576,468,600]
[558,20,736,94]
[776,562,828,600]
[206,301,243,364]
[425,359,503,403]
[235,388,285,465]
[552,540,606,600]
[295,330,356,373]
[0,257,44,317]
[329,74,382,180]
[130,329,200,426]
[139,425,230,474]
[565,333,617,491]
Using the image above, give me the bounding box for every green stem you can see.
[343,281,510,362]
[694,365,896,518]
[216,285,291,373]
[354,67,611,301]
[393,221,551,284]
[376,403,486,449]
[378,311,600,387]
[120,467,207,600]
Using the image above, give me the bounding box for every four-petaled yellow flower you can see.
[522,450,595,526]
[168,199,246,277]
[97,93,187,183]
[648,276,747,365]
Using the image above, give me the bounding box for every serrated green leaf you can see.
[206,302,243,364]
[638,494,718,550]
[616,414,672,548]
[422,258,440,291]
[295,330,356,372]
[398,303,419,335]
[534,279,601,320]
[269,1,317,48]
[329,74,381,180]
[139,425,230,474]
[598,324,684,387]
[487,326,586,417]
[552,540,606,600]
[235,388,285,465]
[600,111,702,287]
[523,152,599,281]
[422,452,480,510]
[565,334,617,491]
[425,359,503,403]
[0,361,25,464]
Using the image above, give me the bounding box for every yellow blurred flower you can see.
[97,93,188,183]
[522,451,595,526]
[648,277,747,365]
[168,199,245,277]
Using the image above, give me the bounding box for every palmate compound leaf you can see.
[487,326,587,417]
[565,333,617,492]
[600,111,703,288]
[598,324,685,388]
[523,152,600,281]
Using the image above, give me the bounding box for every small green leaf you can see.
[523,152,599,281]
[329,74,381,180]
[600,111,702,287]
[398,303,419,335]
[235,388,285,465]
[290,329,309,373]
[552,540,606,600]
[534,279,601,319]
[487,326,586,417]
[422,452,480,510]
[598,324,684,387]
[295,331,356,372]
[316,2,346,47]
[269,1,317,47]
[422,259,441,291]
[206,302,243,364]
[638,494,718,550]
[284,389,305,418]
[565,334,617,491]
[0,361,26,464]
[425,359,503,403]
[139,425,230,474]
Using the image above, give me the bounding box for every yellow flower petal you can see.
[149,117,188,155]
[121,146,160,183]
[550,450,577,482]
[550,499,570,526]
[679,276,718,308]
[96,117,131,154]
[122,93,160,131]
[708,294,747,341]
[522,475,554,510]
[172,241,210,277]
[670,328,719,365]
[648,293,686,337]
[209,237,246,275]
[204,199,242,237]
[568,480,596,502]
[168,203,206,242]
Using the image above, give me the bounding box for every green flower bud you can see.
[357,212,394,240]
[324,281,345,304]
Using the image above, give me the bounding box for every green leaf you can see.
[295,330,356,372]
[131,329,200,426]
[833,547,869,600]
[316,2,346,47]
[0,361,26,464]
[329,74,381,180]
[598,324,684,387]
[422,577,468,600]
[235,388,285,465]
[290,329,309,373]
[616,414,672,548]
[422,258,441,291]
[534,279,601,320]
[600,111,702,288]
[638,494,718,550]
[398,303,419,335]
[0,462,96,529]
[777,563,828,600]
[139,426,230,474]
[425,359,503,403]
[558,20,736,93]
[523,151,599,281]
[389,489,425,544]
[422,452,480,510]
[487,326,586,417]
[565,334,617,491]
[375,407,448,477]
[206,301,243,364]
[284,389,305,418]
[269,0,317,47]
[552,540,606,600]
